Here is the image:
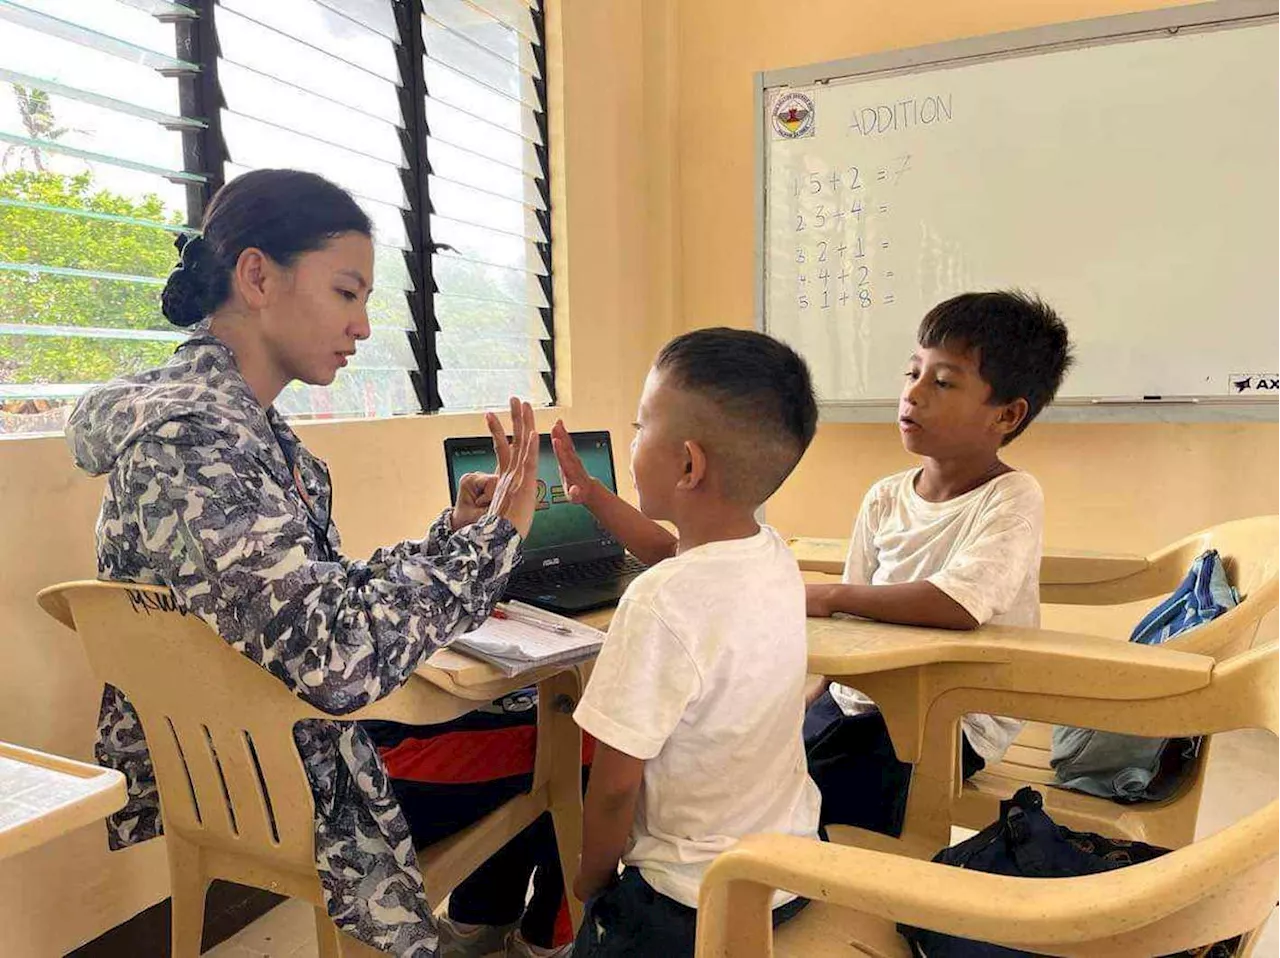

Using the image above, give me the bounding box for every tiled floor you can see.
[205,899,318,958]
[206,729,1278,957]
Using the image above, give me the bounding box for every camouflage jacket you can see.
[66,336,520,955]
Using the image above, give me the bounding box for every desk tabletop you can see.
[1037,549,1151,584]
[419,584,1208,701]
[0,742,126,862]
[786,537,849,574]
[807,615,1212,698]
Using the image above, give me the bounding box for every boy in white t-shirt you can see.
[551,328,821,957]
[804,290,1074,836]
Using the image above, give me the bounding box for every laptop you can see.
[444,430,647,614]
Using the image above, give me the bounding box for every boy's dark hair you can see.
[918,290,1074,443]
[654,328,818,505]
[162,169,372,327]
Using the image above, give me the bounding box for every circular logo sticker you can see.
[773,91,816,139]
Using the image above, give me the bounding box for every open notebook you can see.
[453,602,606,677]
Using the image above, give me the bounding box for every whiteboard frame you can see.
[754,0,1279,423]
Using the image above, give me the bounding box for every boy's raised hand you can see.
[551,418,679,566]
[551,418,596,506]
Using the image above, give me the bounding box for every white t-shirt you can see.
[829,468,1044,763]
[574,526,821,908]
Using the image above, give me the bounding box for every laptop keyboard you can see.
[514,553,647,590]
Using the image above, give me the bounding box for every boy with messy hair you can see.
[804,290,1074,836]
[553,328,821,957]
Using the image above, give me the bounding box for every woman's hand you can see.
[483,397,540,538]
[450,470,499,531]
[449,410,505,531]
[450,401,540,534]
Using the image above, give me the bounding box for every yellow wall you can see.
[671,0,1278,553]
[0,0,1274,954]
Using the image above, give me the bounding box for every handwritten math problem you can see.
[789,153,911,316]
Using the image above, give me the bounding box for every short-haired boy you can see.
[804,290,1074,836]
[554,328,821,957]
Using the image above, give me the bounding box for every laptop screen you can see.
[443,430,625,570]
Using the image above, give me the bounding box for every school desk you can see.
[429,583,1204,774]
[0,741,126,862]
[412,625,612,931]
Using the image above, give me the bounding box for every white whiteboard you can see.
[761,4,1278,410]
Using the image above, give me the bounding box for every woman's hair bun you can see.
[158,170,371,326]
[161,234,216,328]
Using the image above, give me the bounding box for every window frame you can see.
[179,0,555,414]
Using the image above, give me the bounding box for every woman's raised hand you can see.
[483,397,540,538]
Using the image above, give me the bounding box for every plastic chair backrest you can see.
[1159,517,1278,659]
[39,581,327,873]
[1046,517,1278,661]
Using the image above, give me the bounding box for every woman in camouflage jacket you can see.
[65,170,547,956]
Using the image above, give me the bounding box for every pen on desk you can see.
[492,606,573,635]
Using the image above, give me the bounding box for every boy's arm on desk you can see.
[794,551,977,630]
[808,580,979,631]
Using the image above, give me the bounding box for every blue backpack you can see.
[1129,548,1241,646]
[1050,549,1239,802]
